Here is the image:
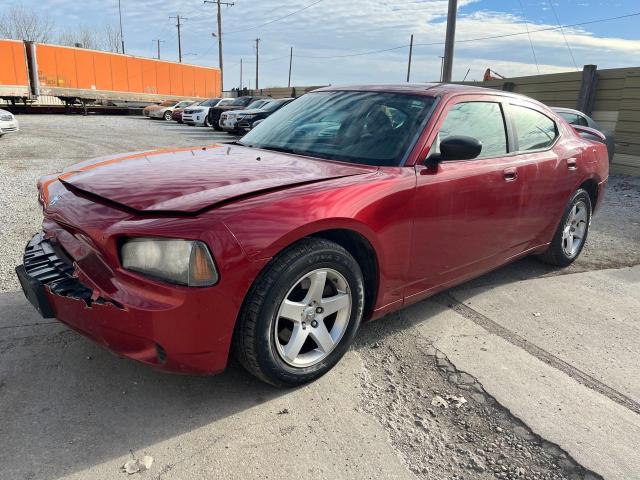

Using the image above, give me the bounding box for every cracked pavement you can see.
[1,115,639,479]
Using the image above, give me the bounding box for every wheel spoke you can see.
[309,320,334,353]
[566,234,574,254]
[568,205,577,224]
[279,299,305,322]
[574,206,587,223]
[283,323,308,362]
[304,271,327,304]
[320,293,350,316]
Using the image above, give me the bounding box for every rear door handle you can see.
[503,168,518,182]
[567,158,578,170]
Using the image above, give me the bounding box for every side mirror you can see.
[427,135,482,164]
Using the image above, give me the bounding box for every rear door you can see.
[504,101,579,246]
[405,95,527,299]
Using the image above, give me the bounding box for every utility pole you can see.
[169,15,185,62]
[255,38,260,91]
[442,0,458,82]
[288,47,293,88]
[118,0,125,54]
[240,58,243,90]
[204,0,234,92]
[152,39,164,59]
[406,34,414,82]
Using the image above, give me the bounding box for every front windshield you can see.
[247,99,268,109]
[201,98,220,107]
[231,97,252,106]
[240,91,435,167]
[262,99,289,112]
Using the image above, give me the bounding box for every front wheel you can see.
[233,238,365,387]
[537,188,592,267]
[204,116,211,127]
[163,110,172,121]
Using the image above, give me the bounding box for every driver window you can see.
[437,102,508,159]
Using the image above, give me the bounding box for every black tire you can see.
[537,188,592,267]
[233,238,365,387]
[204,116,211,127]
[163,110,172,121]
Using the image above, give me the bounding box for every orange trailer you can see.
[0,40,221,103]
[0,39,30,98]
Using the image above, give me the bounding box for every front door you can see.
[405,96,526,300]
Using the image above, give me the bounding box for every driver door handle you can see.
[503,168,518,182]
[567,158,578,170]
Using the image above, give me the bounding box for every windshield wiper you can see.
[254,145,300,155]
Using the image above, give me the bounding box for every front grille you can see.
[22,232,93,303]
[1,126,17,133]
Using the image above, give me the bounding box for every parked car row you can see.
[144,95,296,135]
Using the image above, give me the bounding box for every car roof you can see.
[550,106,588,117]
[313,83,547,107]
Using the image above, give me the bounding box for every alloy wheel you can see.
[562,200,588,257]
[274,268,352,368]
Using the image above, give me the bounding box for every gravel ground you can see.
[355,314,600,480]
[0,114,237,291]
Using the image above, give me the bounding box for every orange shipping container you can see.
[0,39,30,98]
[32,42,221,102]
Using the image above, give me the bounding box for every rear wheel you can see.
[233,238,364,387]
[537,189,591,267]
[163,110,172,121]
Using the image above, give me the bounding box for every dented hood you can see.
[55,144,373,213]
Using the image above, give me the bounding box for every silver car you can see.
[0,109,19,137]
[148,100,195,121]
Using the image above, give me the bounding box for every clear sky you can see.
[15,0,640,88]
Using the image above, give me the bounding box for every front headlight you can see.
[121,238,218,287]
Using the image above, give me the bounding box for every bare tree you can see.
[101,24,121,53]
[57,24,121,52]
[0,3,55,42]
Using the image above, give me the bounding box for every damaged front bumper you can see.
[15,232,231,374]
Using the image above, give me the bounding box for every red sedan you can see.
[16,84,608,386]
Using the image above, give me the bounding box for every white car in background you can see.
[0,109,19,137]
[183,98,234,127]
[148,100,195,121]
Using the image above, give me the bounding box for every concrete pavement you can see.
[412,266,640,479]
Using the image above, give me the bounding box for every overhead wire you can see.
[549,1,579,70]
[517,0,540,73]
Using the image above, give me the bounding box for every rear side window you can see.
[558,111,588,127]
[511,105,558,151]
[438,102,508,158]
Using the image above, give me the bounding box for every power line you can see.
[224,0,325,35]
[518,0,540,73]
[292,11,640,60]
[549,1,579,70]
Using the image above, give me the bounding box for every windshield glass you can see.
[262,99,290,112]
[200,98,220,106]
[240,91,435,166]
[231,97,252,106]
[247,99,268,109]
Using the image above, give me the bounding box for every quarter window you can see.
[511,105,558,151]
[437,102,508,159]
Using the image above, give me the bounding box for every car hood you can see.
[53,144,374,214]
